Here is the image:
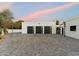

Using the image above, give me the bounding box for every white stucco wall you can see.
[22,22,56,34]
[65,18,79,39]
[7,29,22,33]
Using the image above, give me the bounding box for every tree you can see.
[0,9,14,35]
[14,20,24,29]
[13,20,24,29]
[7,20,24,29]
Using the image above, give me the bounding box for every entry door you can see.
[36,26,43,34]
[27,26,34,34]
[56,27,60,34]
[44,26,52,34]
[62,28,63,35]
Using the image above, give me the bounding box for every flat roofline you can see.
[65,16,79,22]
[22,22,55,23]
[22,20,64,22]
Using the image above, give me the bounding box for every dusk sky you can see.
[0,2,79,21]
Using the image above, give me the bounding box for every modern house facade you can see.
[22,22,56,34]
[22,21,64,35]
[65,17,79,39]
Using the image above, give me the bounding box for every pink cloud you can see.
[22,3,79,21]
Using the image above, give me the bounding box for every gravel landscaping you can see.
[0,33,79,56]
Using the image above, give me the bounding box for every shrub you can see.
[0,29,2,35]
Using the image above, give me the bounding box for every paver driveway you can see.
[0,33,79,56]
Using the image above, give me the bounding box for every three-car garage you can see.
[22,22,56,34]
[27,26,52,34]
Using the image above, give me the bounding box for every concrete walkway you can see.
[0,33,79,56]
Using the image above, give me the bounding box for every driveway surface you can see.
[0,33,79,56]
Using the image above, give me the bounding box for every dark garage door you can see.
[27,26,34,34]
[44,26,52,34]
[36,26,43,34]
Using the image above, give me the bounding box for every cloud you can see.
[22,3,79,21]
[0,2,13,12]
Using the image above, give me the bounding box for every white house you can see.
[65,17,79,39]
[22,21,64,35]
[21,18,79,39]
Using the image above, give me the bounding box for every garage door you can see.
[27,26,34,34]
[36,26,43,34]
[44,26,52,34]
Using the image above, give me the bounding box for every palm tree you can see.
[0,9,14,35]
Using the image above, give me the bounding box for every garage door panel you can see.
[44,26,52,34]
[36,26,43,34]
[27,26,34,34]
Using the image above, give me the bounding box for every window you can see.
[70,25,76,31]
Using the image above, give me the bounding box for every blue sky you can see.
[9,2,79,21]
